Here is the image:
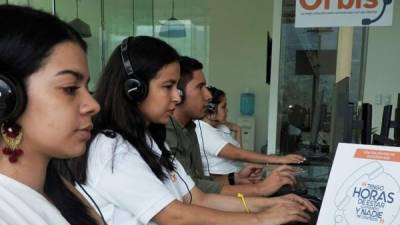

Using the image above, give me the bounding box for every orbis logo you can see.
[299,0,378,10]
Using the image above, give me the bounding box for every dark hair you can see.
[70,36,179,182]
[208,86,226,107]
[177,56,203,92]
[0,5,97,225]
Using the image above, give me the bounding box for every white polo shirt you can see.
[194,120,241,175]
[0,174,70,225]
[80,133,195,225]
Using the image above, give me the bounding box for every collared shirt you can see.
[0,174,70,225]
[195,120,242,175]
[80,133,195,225]
[166,117,222,193]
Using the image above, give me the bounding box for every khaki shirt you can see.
[166,118,222,193]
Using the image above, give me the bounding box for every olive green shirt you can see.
[166,118,222,193]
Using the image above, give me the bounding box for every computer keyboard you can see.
[299,151,332,166]
[304,155,332,163]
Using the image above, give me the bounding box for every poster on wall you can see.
[317,143,400,225]
[295,0,394,28]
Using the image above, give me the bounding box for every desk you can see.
[264,156,332,199]
[265,157,332,225]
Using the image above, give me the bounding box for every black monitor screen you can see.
[329,77,350,158]
[296,50,337,75]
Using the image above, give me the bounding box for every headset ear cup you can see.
[124,78,147,102]
[178,88,185,104]
[207,102,216,114]
[0,75,26,122]
[176,79,185,105]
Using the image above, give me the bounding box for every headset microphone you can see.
[362,0,392,25]
[93,128,116,138]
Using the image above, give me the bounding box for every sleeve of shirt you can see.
[173,160,196,194]
[166,127,222,194]
[196,121,229,157]
[91,141,176,225]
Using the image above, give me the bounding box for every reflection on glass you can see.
[277,0,366,155]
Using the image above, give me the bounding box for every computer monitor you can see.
[295,50,337,75]
[350,103,373,144]
[372,134,400,147]
[329,77,351,158]
[379,104,400,140]
[380,105,392,138]
[310,91,327,148]
[394,93,400,142]
[361,103,373,144]
[372,102,400,146]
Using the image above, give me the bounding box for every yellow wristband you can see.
[237,192,251,213]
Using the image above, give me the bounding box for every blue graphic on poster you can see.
[335,162,400,224]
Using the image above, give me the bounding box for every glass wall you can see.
[1,0,209,88]
[276,0,367,154]
[152,0,209,76]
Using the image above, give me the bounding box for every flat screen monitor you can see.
[310,91,327,148]
[394,93,400,141]
[349,103,372,144]
[296,50,337,75]
[372,134,400,147]
[329,77,351,158]
[361,103,372,144]
[380,105,392,138]
[395,108,400,141]
[379,104,400,142]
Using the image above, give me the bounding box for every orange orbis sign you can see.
[299,0,378,10]
[295,0,394,27]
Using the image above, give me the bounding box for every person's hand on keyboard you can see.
[255,165,298,196]
[269,154,306,164]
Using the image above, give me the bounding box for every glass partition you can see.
[277,0,367,155]
[3,0,209,88]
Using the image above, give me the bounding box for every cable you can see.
[175,170,192,204]
[169,117,180,151]
[63,160,108,225]
[361,0,392,25]
[197,120,211,176]
[169,117,192,204]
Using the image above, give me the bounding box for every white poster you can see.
[317,143,400,225]
[295,0,394,28]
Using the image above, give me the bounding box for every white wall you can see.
[207,0,274,151]
[363,3,400,138]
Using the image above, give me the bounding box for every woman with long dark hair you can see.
[69,35,316,225]
[0,5,102,225]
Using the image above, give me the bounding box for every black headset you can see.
[0,74,26,122]
[362,0,392,25]
[207,102,217,114]
[120,37,148,102]
[207,86,224,114]
[176,79,185,104]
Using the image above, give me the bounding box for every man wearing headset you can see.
[166,56,298,196]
